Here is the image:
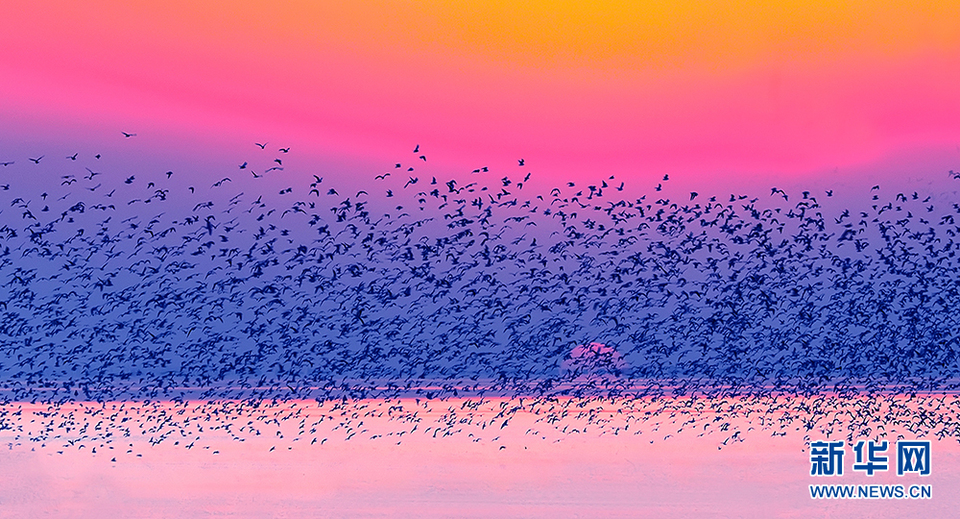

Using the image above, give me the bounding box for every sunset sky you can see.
[2,3,960,515]
[2,1,958,190]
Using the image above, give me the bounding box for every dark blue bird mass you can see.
[1,139,960,453]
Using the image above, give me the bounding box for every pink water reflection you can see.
[0,395,958,517]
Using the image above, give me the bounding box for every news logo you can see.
[809,440,930,477]
[808,440,932,500]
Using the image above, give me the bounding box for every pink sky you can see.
[1,1,958,189]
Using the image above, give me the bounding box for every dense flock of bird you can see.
[1,134,960,455]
